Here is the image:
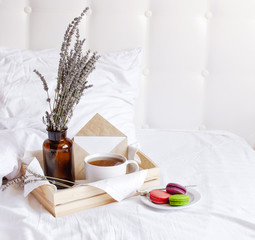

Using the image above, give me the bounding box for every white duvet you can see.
[1,129,255,240]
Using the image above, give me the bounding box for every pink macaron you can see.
[166,183,186,195]
[149,189,171,204]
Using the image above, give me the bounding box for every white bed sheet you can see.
[1,129,255,240]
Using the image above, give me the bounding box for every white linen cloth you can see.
[1,129,255,240]
[83,170,147,201]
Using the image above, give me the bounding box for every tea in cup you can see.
[84,153,139,182]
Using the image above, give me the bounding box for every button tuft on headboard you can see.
[24,6,32,14]
[144,10,152,18]
[205,11,213,20]
[201,70,209,78]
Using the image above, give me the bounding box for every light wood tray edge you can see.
[22,150,160,217]
[53,178,160,217]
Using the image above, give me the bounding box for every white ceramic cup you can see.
[84,153,139,182]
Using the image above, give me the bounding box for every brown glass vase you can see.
[42,129,75,189]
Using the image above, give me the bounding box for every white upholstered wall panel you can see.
[1,0,255,146]
[146,0,207,130]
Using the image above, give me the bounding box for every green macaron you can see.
[169,194,190,206]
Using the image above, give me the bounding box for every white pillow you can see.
[0,46,142,144]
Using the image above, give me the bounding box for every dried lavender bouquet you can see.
[34,7,99,131]
[1,166,77,191]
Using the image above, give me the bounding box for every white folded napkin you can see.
[84,169,147,201]
[23,158,57,197]
[22,146,147,201]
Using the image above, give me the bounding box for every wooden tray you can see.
[23,150,160,217]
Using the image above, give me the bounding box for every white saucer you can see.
[140,187,201,210]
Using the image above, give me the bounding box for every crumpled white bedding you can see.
[1,129,255,240]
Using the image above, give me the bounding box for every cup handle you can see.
[126,160,139,173]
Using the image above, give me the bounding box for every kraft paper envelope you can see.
[73,114,128,180]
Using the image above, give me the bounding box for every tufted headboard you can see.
[1,0,255,146]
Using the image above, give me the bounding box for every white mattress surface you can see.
[1,129,255,240]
